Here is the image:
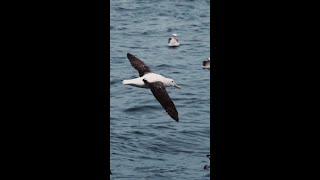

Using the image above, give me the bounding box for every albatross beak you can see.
[174,83,181,90]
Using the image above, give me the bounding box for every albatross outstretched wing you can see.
[143,79,179,122]
[127,53,153,77]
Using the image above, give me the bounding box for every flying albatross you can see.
[122,53,181,122]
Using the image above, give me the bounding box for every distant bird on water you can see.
[204,154,211,170]
[122,53,181,122]
[202,57,210,69]
[168,33,180,47]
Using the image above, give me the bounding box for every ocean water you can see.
[110,0,210,179]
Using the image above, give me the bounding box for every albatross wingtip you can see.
[127,53,133,58]
[173,116,179,122]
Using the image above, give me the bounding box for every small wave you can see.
[110,79,122,85]
[158,12,167,17]
[155,64,173,69]
[200,14,208,18]
[115,7,132,11]
[123,105,161,112]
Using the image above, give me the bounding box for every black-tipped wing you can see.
[127,53,153,77]
[168,38,172,43]
[143,79,179,122]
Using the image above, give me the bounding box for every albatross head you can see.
[165,78,181,90]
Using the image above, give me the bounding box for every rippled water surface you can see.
[110,0,210,179]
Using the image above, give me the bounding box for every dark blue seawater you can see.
[110,0,210,179]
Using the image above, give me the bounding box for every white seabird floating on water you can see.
[168,33,180,47]
[122,53,181,122]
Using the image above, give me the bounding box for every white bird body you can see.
[168,34,180,47]
[168,38,180,47]
[122,73,176,88]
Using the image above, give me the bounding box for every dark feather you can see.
[203,60,210,66]
[127,53,153,77]
[143,79,179,122]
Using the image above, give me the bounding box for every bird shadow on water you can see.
[167,46,181,49]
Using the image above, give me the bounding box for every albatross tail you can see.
[122,79,130,85]
[122,79,148,88]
